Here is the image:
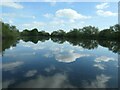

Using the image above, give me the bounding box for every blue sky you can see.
[0,2,118,32]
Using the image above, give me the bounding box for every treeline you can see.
[50,25,120,40]
[1,21,20,39]
[15,36,120,53]
[21,28,49,36]
[1,21,120,40]
[20,24,120,40]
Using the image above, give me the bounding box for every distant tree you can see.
[51,30,66,37]
[21,29,30,36]
[2,21,19,38]
[30,28,38,36]
[82,26,99,37]
[66,29,80,37]
[39,31,49,36]
[109,24,120,39]
[109,24,120,32]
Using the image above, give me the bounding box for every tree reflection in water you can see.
[2,36,120,54]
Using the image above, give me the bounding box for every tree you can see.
[21,29,30,36]
[30,28,38,36]
[66,29,80,38]
[82,26,99,37]
[51,30,66,37]
[2,22,19,38]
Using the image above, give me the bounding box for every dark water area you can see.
[1,37,119,88]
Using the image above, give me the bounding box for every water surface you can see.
[2,38,119,88]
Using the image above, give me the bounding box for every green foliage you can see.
[21,28,49,36]
[98,24,120,40]
[51,30,66,37]
[51,26,99,39]
[1,21,120,41]
[82,26,99,37]
[51,24,119,40]
[1,21,20,39]
[38,31,49,36]
[66,29,81,38]
[2,38,19,52]
[21,36,49,44]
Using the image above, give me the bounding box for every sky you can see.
[0,1,118,32]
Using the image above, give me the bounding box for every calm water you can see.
[2,38,119,88]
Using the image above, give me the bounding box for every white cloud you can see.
[82,74,111,88]
[96,10,117,17]
[9,46,15,50]
[93,56,117,70]
[25,70,37,77]
[95,56,115,63]
[15,73,74,88]
[96,3,109,9]
[56,9,91,20]
[2,13,36,19]
[94,63,105,70]
[40,41,87,63]
[44,0,57,6]
[55,50,90,63]
[45,66,56,72]
[0,1,23,9]
[22,41,45,50]
[32,16,36,19]
[2,13,16,18]
[5,52,36,57]
[22,21,45,30]
[8,20,13,24]
[2,61,24,71]
[42,9,90,30]
[21,40,89,63]
[44,13,53,18]
[20,15,36,19]
[50,18,65,25]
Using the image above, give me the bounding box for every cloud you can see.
[96,10,117,17]
[82,74,111,88]
[94,63,105,70]
[55,50,90,63]
[15,73,74,88]
[45,66,56,72]
[42,9,89,31]
[0,1,23,9]
[2,13,36,19]
[96,3,117,17]
[56,9,91,20]
[2,61,24,71]
[9,46,15,50]
[50,18,65,25]
[5,52,36,57]
[42,9,90,31]
[96,3,109,9]
[44,0,57,6]
[8,20,13,24]
[22,41,45,50]
[22,21,45,30]
[25,70,37,77]
[41,41,87,63]
[32,16,36,19]
[44,13,53,18]
[2,13,16,18]
[21,40,89,63]
[93,56,117,70]
[94,56,115,63]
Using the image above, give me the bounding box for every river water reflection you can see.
[2,38,119,88]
